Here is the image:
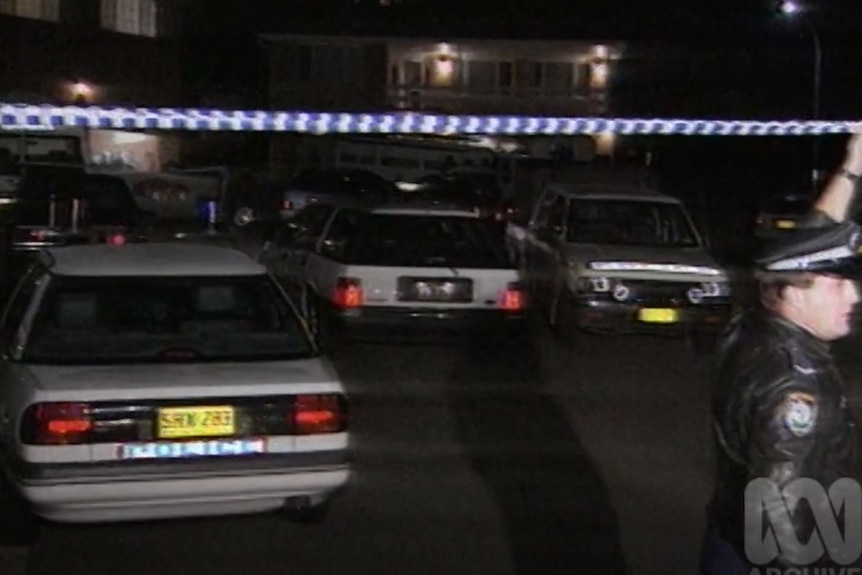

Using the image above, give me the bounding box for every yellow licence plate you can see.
[158,406,236,439]
[775,220,795,229]
[638,308,678,323]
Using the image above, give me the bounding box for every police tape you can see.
[1,103,860,136]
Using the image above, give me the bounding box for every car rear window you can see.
[22,275,315,365]
[331,213,510,269]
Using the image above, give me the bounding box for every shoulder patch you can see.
[782,392,818,437]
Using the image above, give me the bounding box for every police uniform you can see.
[702,218,862,573]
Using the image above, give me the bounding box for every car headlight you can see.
[701,281,731,297]
[577,276,613,293]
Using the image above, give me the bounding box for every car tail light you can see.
[333,277,363,308]
[499,282,524,311]
[290,394,346,435]
[106,232,126,245]
[21,402,93,445]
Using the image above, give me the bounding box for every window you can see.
[0,0,60,21]
[320,209,362,260]
[291,203,336,238]
[0,263,43,352]
[297,45,312,80]
[340,214,508,268]
[380,156,420,168]
[22,275,315,365]
[101,0,158,37]
[466,61,495,94]
[0,135,83,167]
[498,62,513,89]
[543,62,574,95]
[566,199,701,248]
[533,193,567,231]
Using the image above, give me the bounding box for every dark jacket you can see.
[707,308,860,568]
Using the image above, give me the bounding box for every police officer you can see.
[701,132,862,574]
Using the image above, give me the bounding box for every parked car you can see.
[280,167,396,220]
[0,242,351,546]
[511,182,732,349]
[754,193,812,239]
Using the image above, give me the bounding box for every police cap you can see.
[754,220,862,278]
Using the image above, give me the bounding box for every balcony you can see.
[385,84,608,116]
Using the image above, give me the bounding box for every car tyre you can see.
[279,497,331,525]
[0,473,40,547]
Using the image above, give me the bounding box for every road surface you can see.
[4,320,764,575]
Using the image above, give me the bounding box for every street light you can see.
[777,0,822,192]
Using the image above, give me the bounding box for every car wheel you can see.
[0,473,40,547]
[279,496,331,525]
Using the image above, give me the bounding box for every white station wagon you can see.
[265,201,527,343]
[0,242,350,546]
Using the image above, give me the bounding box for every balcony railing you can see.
[385,84,607,115]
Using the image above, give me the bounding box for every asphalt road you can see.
[0,318,724,575]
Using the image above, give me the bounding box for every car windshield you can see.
[339,213,509,268]
[0,135,83,166]
[566,199,701,248]
[22,275,315,365]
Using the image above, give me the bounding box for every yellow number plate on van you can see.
[637,308,678,323]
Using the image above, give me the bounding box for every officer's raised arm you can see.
[808,131,862,223]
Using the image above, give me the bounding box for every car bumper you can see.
[6,449,351,524]
[330,305,528,341]
[572,298,732,335]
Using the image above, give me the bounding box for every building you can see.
[261,33,625,173]
[0,0,184,171]
[262,34,621,117]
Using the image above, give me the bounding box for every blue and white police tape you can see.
[1,103,860,136]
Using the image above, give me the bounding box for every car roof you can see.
[545,182,681,204]
[41,242,267,277]
[366,202,481,218]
